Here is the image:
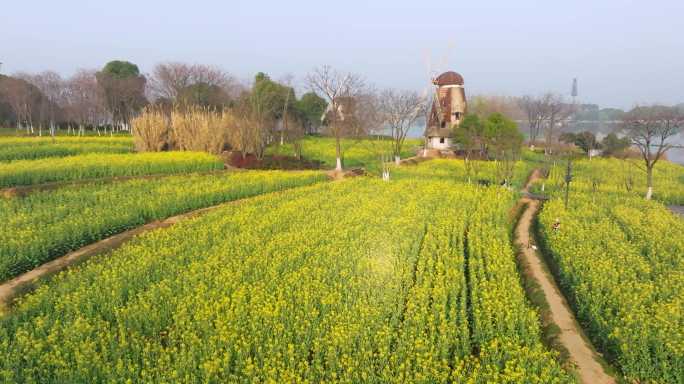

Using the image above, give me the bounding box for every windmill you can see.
[422,46,454,155]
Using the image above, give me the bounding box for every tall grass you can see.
[132,106,235,155]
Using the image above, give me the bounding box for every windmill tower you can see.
[425,71,467,151]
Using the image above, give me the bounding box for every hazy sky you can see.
[2,1,683,109]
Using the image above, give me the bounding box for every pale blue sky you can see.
[2,1,683,109]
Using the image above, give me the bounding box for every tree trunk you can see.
[394,155,400,165]
[335,135,342,171]
[645,166,653,200]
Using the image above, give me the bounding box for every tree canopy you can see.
[453,114,485,156]
[101,60,141,78]
[601,132,631,156]
[484,112,523,156]
[178,82,230,109]
[559,131,601,154]
[251,72,295,121]
[96,60,147,127]
[296,92,327,132]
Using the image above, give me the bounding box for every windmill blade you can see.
[433,87,444,126]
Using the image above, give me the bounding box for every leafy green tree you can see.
[101,60,141,78]
[483,113,523,186]
[575,131,601,155]
[484,113,523,153]
[251,72,295,120]
[96,60,147,130]
[296,92,327,134]
[453,114,484,156]
[601,132,631,157]
[560,131,602,156]
[453,114,485,182]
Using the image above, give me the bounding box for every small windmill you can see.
[422,46,454,155]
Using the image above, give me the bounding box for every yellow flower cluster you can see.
[392,158,534,189]
[267,136,422,173]
[540,164,684,382]
[0,170,325,282]
[537,157,684,204]
[0,151,224,187]
[0,136,133,161]
[1,168,573,382]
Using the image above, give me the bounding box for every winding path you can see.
[668,205,684,218]
[0,205,220,310]
[516,171,615,384]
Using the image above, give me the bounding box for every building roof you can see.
[433,71,464,86]
[426,127,453,138]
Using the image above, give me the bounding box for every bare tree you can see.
[148,62,194,101]
[519,95,546,146]
[541,93,572,154]
[277,74,296,146]
[20,71,65,137]
[306,65,365,171]
[469,95,524,119]
[379,88,426,164]
[242,85,276,160]
[0,75,42,133]
[96,68,147,132]
[64,70,107,135]
[622,105,683,199]
[148,62,237,103]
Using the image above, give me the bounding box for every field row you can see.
[538,164,684,382]
[535,158,684,205]
[0,136,134,162]
[0,170,325,282]
[267,136,422,173]
[0,178,573,383]
[0,151,224,188]
[391,158,535,189]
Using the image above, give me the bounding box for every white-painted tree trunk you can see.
[394,155,400,165]
[646,186,653,200]
[336,157,342,171]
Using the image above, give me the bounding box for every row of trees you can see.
[553,105,683,200]
[0,61,329,137]
[518,93,575,150]
[0,62,147,135]
[132,65,429,172]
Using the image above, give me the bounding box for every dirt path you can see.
[0,205,223,311]
[517,171,615,384]
[668,205,684,218]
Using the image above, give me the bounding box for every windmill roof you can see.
[433,71,464,86]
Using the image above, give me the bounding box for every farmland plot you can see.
[0,136,133,162]
[0,151,223,187]
[0,177,573,383]
[538,161,684,383]
[0,170,325,282]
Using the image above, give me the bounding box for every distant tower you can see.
[571,78,578,104]
[425,71,467,150]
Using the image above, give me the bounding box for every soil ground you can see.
[516,170,616,384]
[668,205,684,218]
